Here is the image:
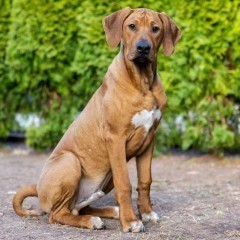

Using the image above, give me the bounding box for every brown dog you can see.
[13,7,181,232]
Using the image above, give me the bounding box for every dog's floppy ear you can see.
[158,12,181,56]
[103,7,132,48]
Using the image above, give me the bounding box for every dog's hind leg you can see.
[79,206,119,219]
[39,152,105,229]
[78,177,119,219]
[53,207,106,229]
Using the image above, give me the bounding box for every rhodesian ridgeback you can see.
[13,7,181,232]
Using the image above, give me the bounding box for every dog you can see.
[13,7,181,233]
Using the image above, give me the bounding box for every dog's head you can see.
[103,8,181,64]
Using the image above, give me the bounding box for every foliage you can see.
[0,0,14,137]
[0,0,239,152]
[155,0,240,153]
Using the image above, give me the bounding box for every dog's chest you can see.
[126,108,161,158]
[131,108,161,135]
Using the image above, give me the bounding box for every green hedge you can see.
[1,0,240,152]
[0,0,13,137]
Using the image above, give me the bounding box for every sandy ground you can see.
[0,148,240,240]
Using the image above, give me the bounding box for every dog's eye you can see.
[152,26,160,33]
[128,24,136,31]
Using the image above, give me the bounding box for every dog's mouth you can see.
[131,55,152,64]
[127,50,153,64]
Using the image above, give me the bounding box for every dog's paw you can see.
[123,220,145,233]
[141,211,160,223]
[71,208,79,216]
[90,217,106,230]
[113,206,120,219]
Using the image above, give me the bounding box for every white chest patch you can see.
[132,108,161,136]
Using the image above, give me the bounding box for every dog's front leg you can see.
[136,140,160,223]
[106,134,145,233]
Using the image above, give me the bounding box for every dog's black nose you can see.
[136,41,151,54]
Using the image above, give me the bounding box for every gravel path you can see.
[0,149,240,240]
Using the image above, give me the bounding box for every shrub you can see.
[1,0,240,152]
[0,0,14,137]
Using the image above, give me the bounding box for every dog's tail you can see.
[13,184,42,217]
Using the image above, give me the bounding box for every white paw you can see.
[71,208,79,216]
[123,220,145,233]
[96,190,105,198]
[141,211,160,223]
[26,209,44,216]
[113,206,119,219]
[90,216,106,230]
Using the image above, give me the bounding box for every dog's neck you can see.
[109,51,157,94]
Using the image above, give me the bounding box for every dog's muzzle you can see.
[133,40,152,63]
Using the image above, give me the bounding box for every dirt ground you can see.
[0,148,240,240]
